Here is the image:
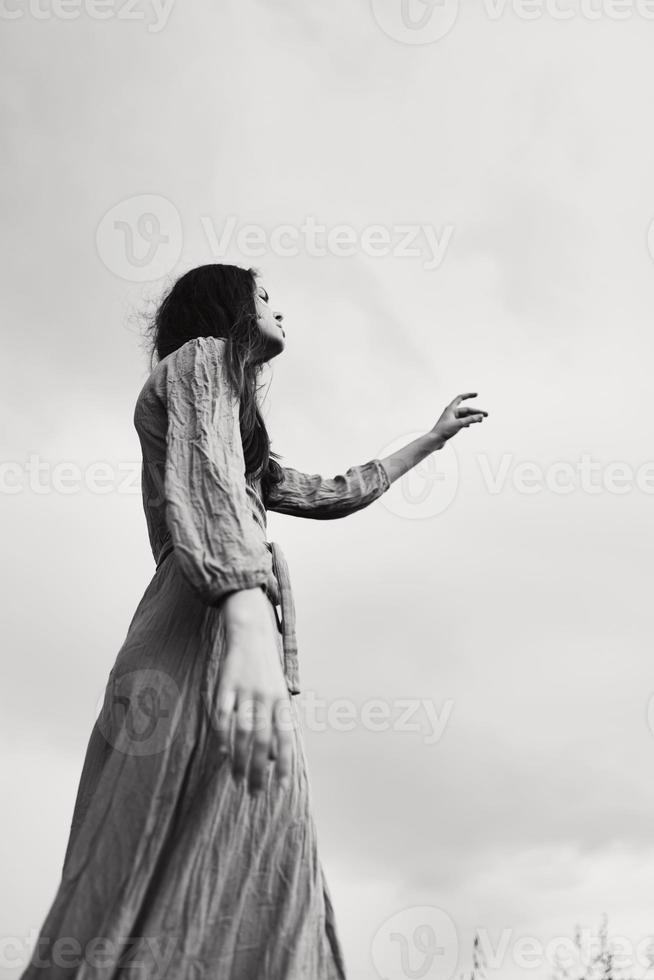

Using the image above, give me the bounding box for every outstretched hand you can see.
[431,393,488,444]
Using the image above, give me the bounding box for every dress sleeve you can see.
[163,335,274,604]
[263,458,391,519]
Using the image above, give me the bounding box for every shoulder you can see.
[170,335,228,373]
[143,336,231,408]
[157,335,230,387]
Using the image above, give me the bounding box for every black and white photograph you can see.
[3,2,654,979]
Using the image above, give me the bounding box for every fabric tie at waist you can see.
[156,538,300,696]
[267,540,300,696]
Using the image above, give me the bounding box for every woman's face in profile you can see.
[254,282,285,359]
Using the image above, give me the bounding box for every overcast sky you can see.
[3,2,654,978]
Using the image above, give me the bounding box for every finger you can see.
[460,414,486,427]
[248,699,273,795]
[215,686,237,757]
[232,693,255,782]
[449,392,478,409]
[273,697,294,787]
[455,406,488,418]
[268,728,278,761]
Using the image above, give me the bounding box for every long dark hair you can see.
[144,263,284,498]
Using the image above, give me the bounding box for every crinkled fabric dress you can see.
[19,336,390,980]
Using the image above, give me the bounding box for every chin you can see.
[259,336,285,363]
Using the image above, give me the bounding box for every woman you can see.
[20,263,487,980]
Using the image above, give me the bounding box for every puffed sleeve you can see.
[263,458,391,519]
[163,335,274,603]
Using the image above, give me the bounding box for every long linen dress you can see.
[19,335,391,980]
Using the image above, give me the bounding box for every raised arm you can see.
[263,457,391,519]
[264,391,489,519]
